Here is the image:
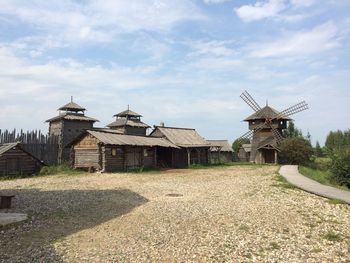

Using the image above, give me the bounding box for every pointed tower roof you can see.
[58,97,86,112]
[113,109,142,118]
[244,105,291,121]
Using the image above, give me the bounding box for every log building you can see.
[0,142,44,176]
[46,98,98,163]
[207,140,233,164]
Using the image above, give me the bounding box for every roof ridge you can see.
[155,126,195,130]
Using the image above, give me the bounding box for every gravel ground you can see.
[0,165,349,262]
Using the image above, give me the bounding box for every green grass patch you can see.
[323,231,342,242]
[327,199,346,205]
[268,242,280,250]
[299,166,350,192]
[39,163,83,176]
[272,175,296,189]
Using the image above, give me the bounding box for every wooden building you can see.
[149,126,210,168]
[46,99,98,163]
[244,106,289,164]
[71,130,178,172]
[0,142,44,176]
[107,108,150,136]
[207,140,233,164]
[238,144,251,162]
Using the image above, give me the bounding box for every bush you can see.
[278,137,313,165]
[329,152,350,188]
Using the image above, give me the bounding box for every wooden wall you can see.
[209,152,232,164]
[73,134,100,169]
[0,147,43,177]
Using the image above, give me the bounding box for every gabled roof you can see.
[84,130,179,148]
[207,140,233,152]
[244,106,291,121]
[113,109,142,118]
[58,101,86,112]
[0,142,19,156]
[240,144,251,153]
[46,112,99,123]
[150,126,210,148]
[0,142,45,164]
[106,118,150,128]
[257,137,280,151]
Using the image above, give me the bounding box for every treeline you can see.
[325,129,350,153]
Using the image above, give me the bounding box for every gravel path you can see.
[0,165,349,262]
[280,165,350,204]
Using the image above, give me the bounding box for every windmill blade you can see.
[240,91,262,112]
[237,122,266,142]
[271,126,284,145]
[276,101,309,119]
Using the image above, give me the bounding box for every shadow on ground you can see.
[0,188,148,262]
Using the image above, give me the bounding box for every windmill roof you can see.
[207,140,233,152]
[113,109,142,117]
[84,130,179,148]
[151,126,210,148]
[46,112,99,123]
[58,101,86,111]
[244,106,291,121]
[106,118,150,128]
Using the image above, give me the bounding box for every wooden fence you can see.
[0,129,59,165]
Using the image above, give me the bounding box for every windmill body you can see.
[238,91,308,164]
[244,105,290,163]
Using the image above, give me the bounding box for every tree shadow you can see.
[0,188,148,262]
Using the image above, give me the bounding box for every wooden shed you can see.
[238,144,251,162]
[207,140,233,164]
[71,130,178,172]
[0,142,44,177]
[149,126,211,168]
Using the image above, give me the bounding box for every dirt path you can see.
[280,165,350,204]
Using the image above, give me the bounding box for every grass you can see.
[272,175,296,189]
[323,231,342,242]
[189,162,269,169]
[39,163,84,176]
[327,199,346,205]
[299,166,350,192]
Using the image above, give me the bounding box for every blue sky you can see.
[0,0,349,145]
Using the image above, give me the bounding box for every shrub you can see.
[329,151,350,188]
[278,137,313,165]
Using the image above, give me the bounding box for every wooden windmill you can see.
[238,91,308,164]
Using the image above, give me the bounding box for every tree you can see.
[283,121,303,138]
[314,141,323,157]
[232,138,250,153]
[329,151,350,188]
[278,137,313,164]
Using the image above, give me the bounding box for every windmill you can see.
[238,91,308,164]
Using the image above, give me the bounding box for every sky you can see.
[0,0,349,145]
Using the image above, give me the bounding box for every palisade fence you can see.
[0,129,59,165]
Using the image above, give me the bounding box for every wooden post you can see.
[274,150,278,164]
[154,147,157,168]
[187,148,191,167]
[197,149,201,164]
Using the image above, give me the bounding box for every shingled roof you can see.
[106,118,150,128]
[114,109,142,118]
[86,130,178,148]
[46,112,99,123]
[58,101,86,112]
[244,106,291,121]
[150,126,210,148]
[207,140,232,152]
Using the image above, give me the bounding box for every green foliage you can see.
[278,137,313,165]
[329,151,350,188]
[39,163,83,176]
[283,121,303,138]
[314,141,324,157]
[325,129,350,153]
[232,138,250,153]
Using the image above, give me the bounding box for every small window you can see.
[111,148,117,156]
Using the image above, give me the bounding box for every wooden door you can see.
[126,147,141,170]
[6,158,20,175]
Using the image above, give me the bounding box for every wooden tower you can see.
[106,107,150,136]
[238,91,308,164]
[46,98,98,163]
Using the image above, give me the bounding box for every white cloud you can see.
[290,0,315,8]
[203,0,232,4]
[250,22,340,58]
[0,0,204,46]
[188,40,236,57]
[234,0,287,22]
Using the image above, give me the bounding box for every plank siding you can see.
[0,148,42,176]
